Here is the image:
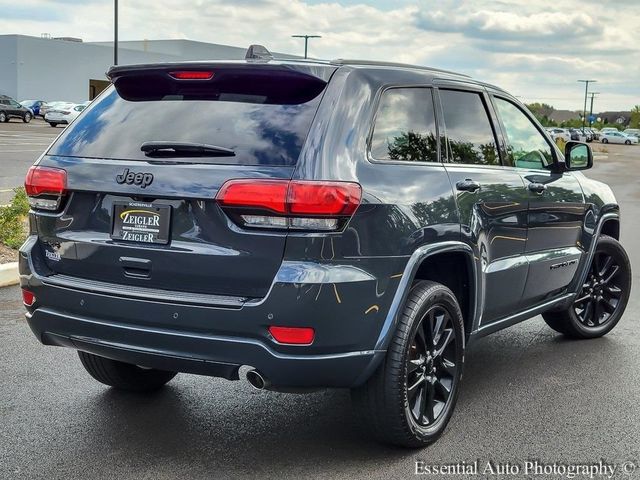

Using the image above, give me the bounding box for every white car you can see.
[623,128,640,139]
[44,103,86,127]
[600,131,639,145]
[547,128,571,142]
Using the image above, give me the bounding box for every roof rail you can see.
[330,59,471,78]
[245,44,273,62]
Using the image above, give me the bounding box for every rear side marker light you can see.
[22,289,36,307]
[24,166,67,211]
[216,179,361,232]
[268,326,315,345]
[169,71,214,80]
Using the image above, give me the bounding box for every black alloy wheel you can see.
[543,235,631,339]
[573,250,624,328]
[406,304,458,428]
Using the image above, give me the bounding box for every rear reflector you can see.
[169,71,214,80]
[268,326,315,345]
[22,289,35,307]
[216,179,361,231]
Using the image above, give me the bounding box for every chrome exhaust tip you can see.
[246,369,269,390]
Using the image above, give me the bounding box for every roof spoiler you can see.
[245,44,273,62]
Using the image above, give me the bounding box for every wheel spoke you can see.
[432,312,445,345]
[408,374,425,398]
[574,293,590,305]
[598,255,613,277]
[410,384,425,420]
[435,328,454,357]
[601,297,617,314]
[606,285,622,297]
[440,358,457,377]
[423,310,435,349]
[580,301,594,325]
[434,378,452,401]
[407,358,422,375]
[424,382,435,424]
[602,265,620,285]
[593,299,603,325]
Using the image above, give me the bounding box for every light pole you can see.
[578,79,596,131]
[588,92,600,127]
[291,35,321,59]
[114,0,118,65]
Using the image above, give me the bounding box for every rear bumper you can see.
[20,236,405,388]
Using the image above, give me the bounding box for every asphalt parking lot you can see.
[0,119,60,204]
[1,121,639,479]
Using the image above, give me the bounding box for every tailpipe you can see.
[246,369,270,390]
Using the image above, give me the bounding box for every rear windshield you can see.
[48,69,327,166]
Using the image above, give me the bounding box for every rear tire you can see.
[0,112,7,122]
[352,281,465,448]
[49,122,58,127]
[23,112,31,123]
[543,235,631,339]
[78,351,177,392]
[625,140,631,145]
[602,138,608,144]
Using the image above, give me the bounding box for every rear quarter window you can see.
[370,88,438,162]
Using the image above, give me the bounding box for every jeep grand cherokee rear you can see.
[20,56,631,449]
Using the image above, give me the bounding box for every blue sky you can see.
[0,0,637,110]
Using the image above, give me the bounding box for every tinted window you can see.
[494,98,554,169]
[370,88,438,162]
[440,90,499,166]
[48,74,326,166]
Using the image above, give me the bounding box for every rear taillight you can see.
[216,179,361,231]
[24,166,67,211]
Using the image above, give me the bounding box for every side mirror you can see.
[564,141,592,171]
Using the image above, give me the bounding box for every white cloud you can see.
[0,0,637,110]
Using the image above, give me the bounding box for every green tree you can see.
[629,106,640,129]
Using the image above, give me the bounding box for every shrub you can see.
[0,188,29,249]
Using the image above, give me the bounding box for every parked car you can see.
[20,100,46,117]
[623,128,640,139]
[600,127,619,134]
[587,128,600,141]
[0,96,33,123]
[601,131,639,145]
[20,51,632,448]
[40,101,72,118]
[44,103,84,127]
[547,127,570,142]
[568,128,589,142]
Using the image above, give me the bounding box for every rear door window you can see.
[440,89,499,166]
[48,68,329,166]
[370,88,439,162]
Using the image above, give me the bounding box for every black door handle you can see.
[528,182,547,194]
[456,179,481,192]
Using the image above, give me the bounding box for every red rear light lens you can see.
[217,180,288,214]
[22,289,36,307]
[288,181,361,216]
[169,71,214,80]
[268,326,315,345]
[25,166,67,196]
[215,179,361,231]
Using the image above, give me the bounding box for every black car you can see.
[19,48,631,448]
[0,95,33,123]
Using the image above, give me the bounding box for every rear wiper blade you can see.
[141,141,235,157]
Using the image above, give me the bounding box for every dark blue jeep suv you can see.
[19,49,631,447]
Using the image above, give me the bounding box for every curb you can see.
[0,262,19,287]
